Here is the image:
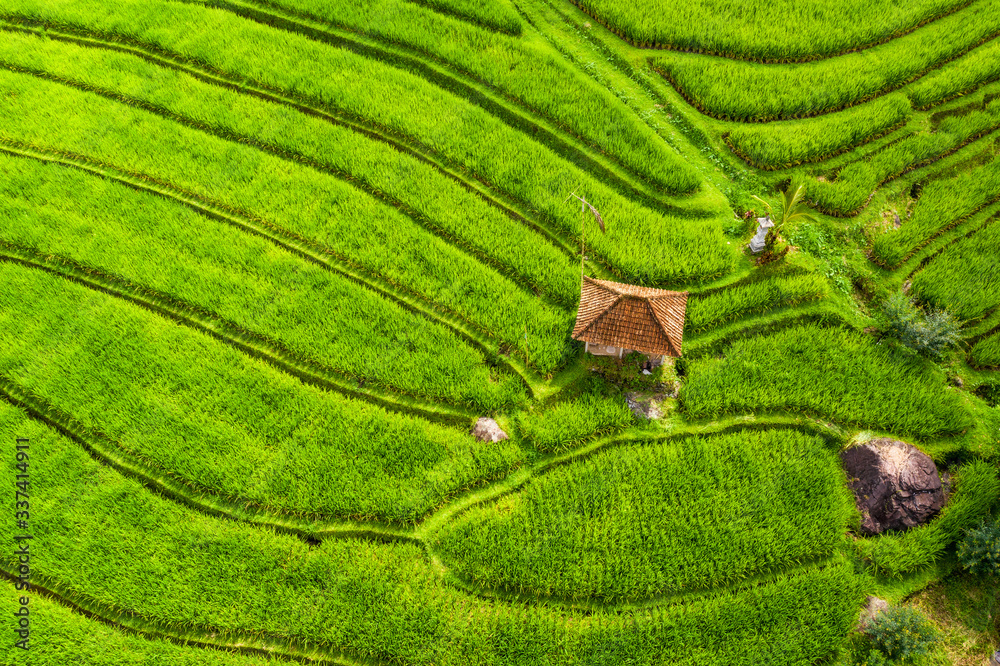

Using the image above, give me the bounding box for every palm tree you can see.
[751,183,817,233]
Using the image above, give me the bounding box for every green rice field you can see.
[1,0,998,663]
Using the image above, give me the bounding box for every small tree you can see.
[878,292,961,359]
[864,607,937,664]
[958,519,1000,577]
[751,182,817,233]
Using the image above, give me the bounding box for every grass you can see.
[808,98,1000,215]
[434,429,857,603]
[0,151,526,410]
[0,261,526,524]
[910,216,1000,321]
[681,324,974,437]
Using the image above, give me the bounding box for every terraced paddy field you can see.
[0,0,998,663]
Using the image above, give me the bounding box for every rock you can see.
[472,417,508,443]
[625,392,666,420]
[841,438,945,535]
[858,595,889,631]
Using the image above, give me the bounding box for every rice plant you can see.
[680,324,974,436]
[434,429,856,602]
[687,274,830,333]
[910,217,1000,321]
[406,0,522,35]
[651,0,1000,122]
[0,0,701,195]
[0,262,526,524]
[871,150,1000,267]
[809,97,1000,215]
[570,0,969,60]
[0,15,736,286]
[516,393,633,453]
[0,153,527,410]
[198,0,700,191]
[906,37,1000,109]
[0,401,862,665]
[2,586,275,666]
[0,67,581,372]
[726,95,911,169]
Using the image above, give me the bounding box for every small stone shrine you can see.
[748,215,774,253]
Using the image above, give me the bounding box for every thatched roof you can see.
[571,277,688,357]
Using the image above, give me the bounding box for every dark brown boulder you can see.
[841,438,944,535]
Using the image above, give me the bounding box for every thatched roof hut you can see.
[571,276,688,359]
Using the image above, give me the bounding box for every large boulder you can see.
[472,417,508,443]
[841,438,945,535]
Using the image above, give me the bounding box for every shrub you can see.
[864,607,937,664]
[855,649,891,666]
[958,520,1000,576]
[878,292,961,359]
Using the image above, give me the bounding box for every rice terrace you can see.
[1,0,1000,662]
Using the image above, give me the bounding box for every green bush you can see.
[864,607,937,664]
[958,520,1000,576]
[856,649,892,666]
[878,292,962,359]
[587,351,675,392]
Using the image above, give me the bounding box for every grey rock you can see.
[625,392,666,420]
[858,595,889,631]
[841,438,945,535]
[472,417,509,443]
